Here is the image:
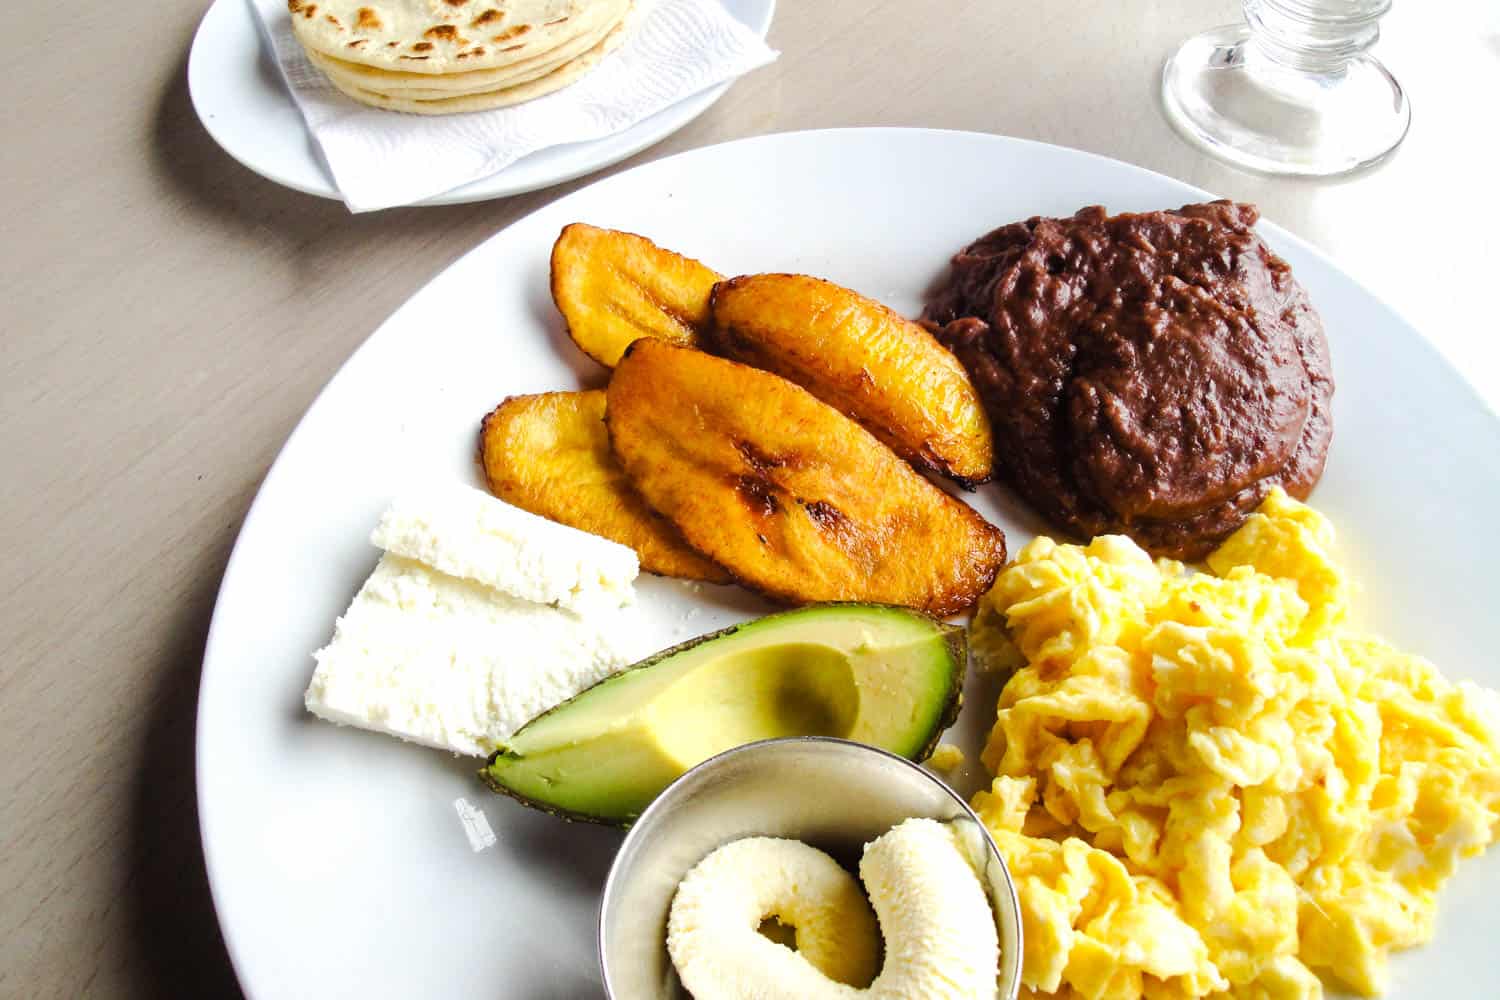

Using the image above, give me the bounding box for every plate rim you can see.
[186,0,779,206]
[194,125,1500,998]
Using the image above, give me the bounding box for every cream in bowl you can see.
[598,737,1024,1000]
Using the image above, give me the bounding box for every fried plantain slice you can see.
[606,340,1006,615]
[550,224,723,368]
[707,274,994,486]
[479,390,730,583]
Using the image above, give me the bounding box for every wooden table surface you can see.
[3,0,1496,995]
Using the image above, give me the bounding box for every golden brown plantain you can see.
[606,340,1007,615]
[550,224,723,368]
[707,274,994,486]
[479,390,730,583]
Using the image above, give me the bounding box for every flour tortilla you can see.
[321,14,627,114]
[288,0,614,75]
[308,46,567,101]
[304,1,620,98]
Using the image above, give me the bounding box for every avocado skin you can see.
[480,752,626,827]
[915,620,966,761]
[480,603,968,827]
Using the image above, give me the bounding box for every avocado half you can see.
[482,603,966,826]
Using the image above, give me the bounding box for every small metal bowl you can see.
[598,737,1024,999]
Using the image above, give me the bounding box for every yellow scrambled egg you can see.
[969,489,1500,999]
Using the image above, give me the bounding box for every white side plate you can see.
[186,0,776,205]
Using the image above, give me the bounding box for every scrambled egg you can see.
[929,743,967,771]
[969,489,1500,999]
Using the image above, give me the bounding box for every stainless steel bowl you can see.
[598,737,1024,999]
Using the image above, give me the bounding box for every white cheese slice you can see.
[305,554,642,756]
[371,484,639,614]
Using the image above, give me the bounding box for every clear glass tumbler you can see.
[1161,0,1410,176]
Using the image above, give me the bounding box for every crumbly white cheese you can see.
[667,818,1000,1000]
[371,485,639,614]
[305,554,642,756]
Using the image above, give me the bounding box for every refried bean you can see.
[922,201,1333,560]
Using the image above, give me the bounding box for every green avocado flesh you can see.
[481,603,965,825]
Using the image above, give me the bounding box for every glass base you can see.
[1162,24,1410,177]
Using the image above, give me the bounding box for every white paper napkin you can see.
[250,0,777,211]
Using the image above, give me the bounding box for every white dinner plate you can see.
[197,128,1500,999]
[186,0,775,205]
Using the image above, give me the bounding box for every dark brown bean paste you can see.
[922,201,1332,559]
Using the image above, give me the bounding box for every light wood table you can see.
[3,0,1496,995]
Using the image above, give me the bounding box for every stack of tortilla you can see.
[287,0,635,115]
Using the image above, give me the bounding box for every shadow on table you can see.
[124,524,245,999]
[147,31,723,257]
[147,43,559,251]
[152,43,352,238]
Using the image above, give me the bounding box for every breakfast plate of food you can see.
[186,0,776,204]
[196,127,1500,999]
